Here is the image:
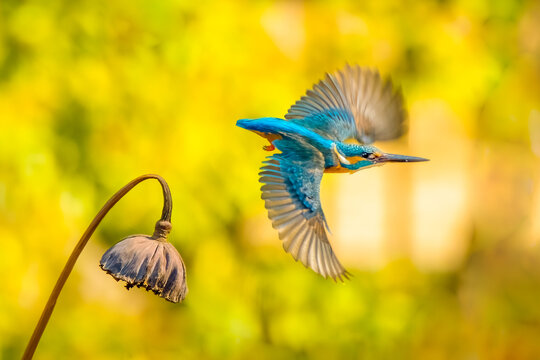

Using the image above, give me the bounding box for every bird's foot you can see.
[263,143,275,151]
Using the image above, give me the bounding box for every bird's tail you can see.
[236,118,284,132]
[235,118,252,130]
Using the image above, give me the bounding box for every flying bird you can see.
[237,65,428,281]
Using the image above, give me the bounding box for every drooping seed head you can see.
[99,220,188,303]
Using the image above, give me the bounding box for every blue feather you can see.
[237,65,425,281]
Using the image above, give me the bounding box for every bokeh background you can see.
[1,0,540,359]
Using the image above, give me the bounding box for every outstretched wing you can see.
[259,138,350,281]
[285,64,405,144]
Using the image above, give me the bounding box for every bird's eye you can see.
[363,153,376,160]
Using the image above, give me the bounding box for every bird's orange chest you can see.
[324,164,353,173]
[325,155,366,173]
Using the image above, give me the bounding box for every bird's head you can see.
[334,143,428,171]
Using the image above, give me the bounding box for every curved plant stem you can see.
[22,174,172,360]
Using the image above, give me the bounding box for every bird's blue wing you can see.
[285,64,406,144]
[259,138,350,281]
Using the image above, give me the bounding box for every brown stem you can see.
[22,174,172,360]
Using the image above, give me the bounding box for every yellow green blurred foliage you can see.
[1,0,540,358]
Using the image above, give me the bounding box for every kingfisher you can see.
[237,65,428,281]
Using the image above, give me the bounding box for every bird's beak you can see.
[378,153,429,163]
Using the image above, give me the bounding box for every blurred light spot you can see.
[529,109,540,157]
[519,4,540,55]
[79,245,146,313]
[531,178,540,245]
[332,171,384,269]
[24,153,47,177]
[228,317,255,342]
[412,176,468,270]
[409,100,470,270]
[60,191,84,219]
[446,15,472,41]
[375,292,413,335]
[244,211,276,245]
[0,183,5,210]
[373,40,394,63]
[68,60,113,108]
[9,4,53,46]
[261,2,305,59]
[18,264,40,308]
[337,13,368,35]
